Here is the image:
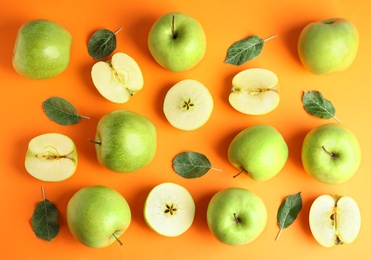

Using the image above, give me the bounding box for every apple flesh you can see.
[298,18,359,74]
[144,182,195,237]
[207,187,267,245]
[229,68,280,115]
[13,19,72,79]
[309,194,361,247]
[163,79,213,131]
[67,185,131,248]
[25,133,77,182]
[228,124,288,181]
[91,52,144,103]
[148,12,206,72]
[301,123,361,184]
[94,110,157,173]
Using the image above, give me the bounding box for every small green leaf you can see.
[276,192,302,241]
[88,28,122,60]
[42,96,90,125]
[302,91,342,123]
[224,34,276,66]
[31,187,60,242]
[172,151,221,179]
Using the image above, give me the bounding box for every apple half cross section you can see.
[144,182,196,237]
[25,133,78,182]
[163,79,213,131]
[229,68,280,115]
[309,194,361,247]
[91,52,144,103]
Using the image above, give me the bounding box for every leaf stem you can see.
[41,186,46,201]
[333,116,343,124]
[275,228,283,241]
[114,27,123,35]
[264,34,277,42]
[79,115,91,120]
[211,167,222,172]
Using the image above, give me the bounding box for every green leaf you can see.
[172,151,220,179]
[224,35,276,66]
[302,91,342,123]
[31,187,60,242]
[88,28,122,60]
[42,96,90,125]
[276,192,302,241]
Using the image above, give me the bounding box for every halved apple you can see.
[25,133,78,182]
[163,79,213,131]
[309,194,361,247]
[143,182,196,237]
[91,52,144,103]
[229,68,280,115]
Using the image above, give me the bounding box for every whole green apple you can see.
[207,187,267,245]
[301,123,361,184]
[228,124,288,181]
[93,110,157,173]
[148,12,206,72]
[298,18,359,74]
[13,19,72,79]
[67,185,131,248]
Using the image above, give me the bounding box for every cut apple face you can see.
[25,133,78,182]
[91,52,144,103]
[144,182,195,237]
[229,68,280,115]
[309,194,361,247]
[163,79,213,131]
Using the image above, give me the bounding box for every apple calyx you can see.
[112,233,123,246]
[321,145,337,159]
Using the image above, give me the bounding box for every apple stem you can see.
[233,168,246,178]
[233,213,240,223]
[321,145,335,158]
[275,228,283,241]
[88,138,101,145]
[113,233,123,246]
[114,27,123,35]
[264,34,277,42]
[171,15,177,39]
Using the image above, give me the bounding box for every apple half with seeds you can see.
[144,182,195,237]
[229,68,280,115]
[91,52,144,103]
[25,133,78,182]
[163,79,213,130]
[309,194,361,247]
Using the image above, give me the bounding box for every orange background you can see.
[1,0,370,259]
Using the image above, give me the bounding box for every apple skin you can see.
[298,18,359,74]
[302,123,361,184]
[228,124,289,181]
[13,19,72,79]
[148,12,206,72]
[94,110,157,173]
[207,187,267,245]
[66,186,131,248]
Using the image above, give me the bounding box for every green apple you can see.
[144,182,195,237]
[301,123,361,184]
[229,68,280,115]
[25,133,77,182]
[93,110,157,173]
[148,12,206,72]
[298,18,359,74]
[309,194,361,247]
[207,187,267,245]
[67,185,131,248]
[163,79,213,130]
[91,52,144,103]
[13,19,72,79]
[228,124,288,181]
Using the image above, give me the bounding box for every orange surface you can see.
[1,0,370,259]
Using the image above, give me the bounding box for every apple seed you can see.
[165,204,177,215]
[182,98,194,110]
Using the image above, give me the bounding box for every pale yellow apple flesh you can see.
[229,68,279,115]
[309,194,361,247]
[25,133,78,182]
[144,182,195,237]
[163,79,213,131]
[91,52,143,103]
